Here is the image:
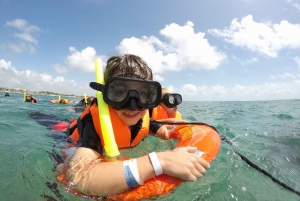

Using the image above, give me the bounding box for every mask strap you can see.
[90,82,105,92]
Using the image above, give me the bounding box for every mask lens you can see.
[140,84,159,104]
[168,95,175,104]
[107,80,129,102]
[174,94,182,105]
[103,77,161,109]
[162,93,182,108]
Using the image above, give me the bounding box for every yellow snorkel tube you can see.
[84,93,87,106]
[94,58,120,157]
[23,91,26,102]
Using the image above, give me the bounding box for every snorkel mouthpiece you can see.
[119,91,144,111]
[126,90,144,111]
[129,98,137,110]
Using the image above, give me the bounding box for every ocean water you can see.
[0,92,300,201]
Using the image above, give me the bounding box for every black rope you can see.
[221,135,300,196]
[159,121,300,197]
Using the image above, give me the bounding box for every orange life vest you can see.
[59,98,68,104]
[58,122,221,201]
[151,105,181,120]
[68,101,149,150]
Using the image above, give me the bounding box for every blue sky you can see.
[1,0,300,101]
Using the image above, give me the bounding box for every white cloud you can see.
[40,74,53,83]
[5,19,41,53]
[179,81,300,101]
[197,85,209,96]
[242,57,258,66]
[0,59,93,95]
[208,15,300,57]
[7,42,35,53]
[295,56,300,69]
[285,0,300,11]
[186,73,198,78]
[294,3,300,10]
[278,73,296,79]
[116,21,226,74]
[233,55,259,66]
[270,72,296,80]
[53,63,68,74]
[179,84,227,97]
[0,59,12,70]
[14,32,38,44]
[153,74,164,82]
[181,84,199,95]
[211,84,227,95]
[5,19,40,32]
[65,46,106,73]
[160,85,177,93]
[1,58,300,101]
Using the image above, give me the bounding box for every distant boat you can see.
[5,92,9,97]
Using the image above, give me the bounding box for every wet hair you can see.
[87,96,94,103]
[162,87,175,97]
[26,95,32,102]
[104,54,153,82]
[82,96,94,106]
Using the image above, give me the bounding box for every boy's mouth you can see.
[123,111,140,118]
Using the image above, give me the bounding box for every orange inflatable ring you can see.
[56,123,221,201]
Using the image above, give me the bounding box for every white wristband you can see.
[123,159,142,188]
[129,159,142,185]
[149,152,163,175]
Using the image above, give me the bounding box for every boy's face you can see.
[161,90,173,115]
[114,109,147,126]
[108,72,153,125]
[108,81,151,104]
[161,103,178,116]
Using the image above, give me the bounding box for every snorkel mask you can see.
[161,93,182,108]
[90,76,162,111]
[26,95,32,101]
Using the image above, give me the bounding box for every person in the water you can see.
[25,94,38,103]
[73,96,95,113]
[66,54,210,196]
[149,87,187,139]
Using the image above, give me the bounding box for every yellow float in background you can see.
[84,93,87,106]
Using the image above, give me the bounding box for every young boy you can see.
[149,87,187,139]
[25,94,38,103]
[73,96,95,113]
[66,54,210,196]
[151,87,183,120]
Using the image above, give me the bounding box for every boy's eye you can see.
[139,91,146,96]
[116,90,126,95]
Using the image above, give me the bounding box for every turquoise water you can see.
[1,92,300,201]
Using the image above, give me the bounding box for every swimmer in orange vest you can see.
[25,94,38,103]
[65,54,210,197]
[149,88,188,140]
[73,96,95,113]
[151,87,183,120]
